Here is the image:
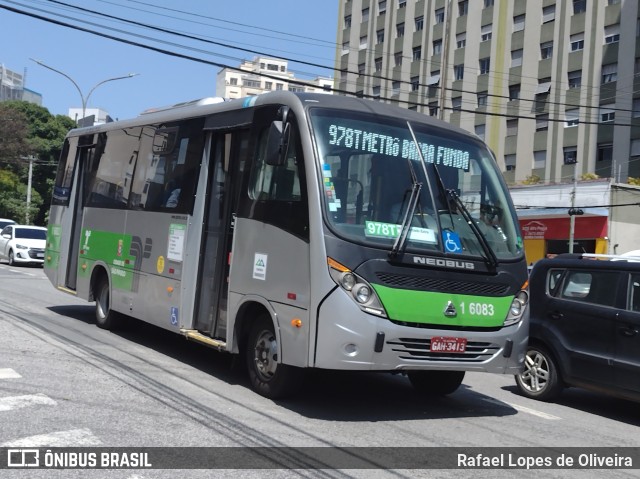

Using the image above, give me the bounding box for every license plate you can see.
[36,253,44,258]
[430,336,467,353]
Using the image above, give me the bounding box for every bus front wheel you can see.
[246,314,303,399]
[407,370,465,395]
[95,276,121,330]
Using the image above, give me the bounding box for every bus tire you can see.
[515,345,563,401]
[407,370,465,395]
[95,276,121,330]
[246,314,303,399]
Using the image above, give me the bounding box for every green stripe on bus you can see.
[372,284,513,327]
[78,229,135,291]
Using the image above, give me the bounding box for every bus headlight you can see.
[504,286,529,326]
[327,257,387,318]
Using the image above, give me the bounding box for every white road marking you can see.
[1,428,102,447]
[482,397,561,420]
[0,368,21,379]
[0,393,57,411]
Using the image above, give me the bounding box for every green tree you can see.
[0,101,74,225]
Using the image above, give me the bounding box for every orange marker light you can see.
[167,286,174,294]
[291,318,302,328]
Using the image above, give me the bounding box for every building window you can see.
[513,14,525,32]
[540,42,553,59]
[276,83,283,90]
[536,113,549,131]
[484,0,494,7]
[573,0,586,14]
[568,70,582,88]
[375,57,383,72]
[342,41,350,55]
[435,8,445,24]
[230,77,238,86]
[536,78,552,95]
[358,63,365,75]
[605,24,620,44]
[477,91,488,107]
[377,29,385,44]
[511,49,523,67]
[454,64,464,80]
[600,104,615,122]
[509,84,521,100]
[481,24,493,42]
[394,52,403,67]
[452,97,462,111]
[411,76,419,91]
[456,32,466,48]
[433,39,443,55]
[344,15,352,28]
[392,80,400,95]
[415,15,424,31]
[378,0,387,15]
[602,63,618,83]
[398,0,407,8]
[458,0,468,16]
[542,5,555,23]
[506,119,518,136]
[634,98,640,118]
[429,101,439,116]
[372,85,381,98]
[505,155,516,171]
[533,150,547,169]
[475,124,486,140]
[479,58,490,74]
[396,22,405,37]
[563,147,578,164]
[565,109,580,127]
[608,0,621,4]
[265,81,272,90]
[413,46,422,61]
[570,33,584,51]
[635,58,640,74]
[359,36,368,50]
[362,8,370,22]
[597,144,613,162]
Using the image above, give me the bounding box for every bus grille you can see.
[387,337,499,362]
[376,272,509,296]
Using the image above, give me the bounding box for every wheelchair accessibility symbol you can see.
[443,231,462,253]
[170,307,179,326]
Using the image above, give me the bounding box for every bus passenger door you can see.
[66,138,98,290]
[194,131,245,337]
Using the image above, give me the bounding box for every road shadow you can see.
[502,384,640,427]
[47,304,519,421]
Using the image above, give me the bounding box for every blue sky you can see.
[1,0,339,120]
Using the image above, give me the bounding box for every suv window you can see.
[630,274,640,312]
[550,269,618,307]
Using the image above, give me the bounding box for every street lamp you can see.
[30,58,138,126]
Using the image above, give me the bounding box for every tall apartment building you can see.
[216,56,334,98]
[336,0,640,184]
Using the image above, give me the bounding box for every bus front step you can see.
[181,329,227,351]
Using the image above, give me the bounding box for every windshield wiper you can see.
[389,181,422,258]
[445,188,499,270]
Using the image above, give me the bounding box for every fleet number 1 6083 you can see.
[459,302,494,316]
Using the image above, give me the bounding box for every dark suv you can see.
[515,254,640,402]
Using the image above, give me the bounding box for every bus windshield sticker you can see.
[253,253,268,280]
[167,224,186,262]
[442,230,463,253]
[365,221,436,243]
[326,123,471,171]
[177,138,189,165]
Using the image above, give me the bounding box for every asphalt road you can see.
[0,263,638,479]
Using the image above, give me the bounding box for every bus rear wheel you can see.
[95,276,121,330]
[407,370,465,395]
[246,314,303,399]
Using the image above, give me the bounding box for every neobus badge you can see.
[412,256,475,270]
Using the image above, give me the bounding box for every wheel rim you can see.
[97,283,109,320]
[252,329,278,381]
[519,350,550,393]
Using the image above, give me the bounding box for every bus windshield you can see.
[309,108,523,260]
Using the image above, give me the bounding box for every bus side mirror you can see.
[265,120,290,166]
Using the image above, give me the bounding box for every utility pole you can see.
[568,160,583,253]
[438,0,453,121]
[24,155,35,224]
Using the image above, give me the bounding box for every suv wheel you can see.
[515,345,563,401]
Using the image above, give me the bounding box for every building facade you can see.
[336,0,640,185]
[216,56,333,98]
[0,64,42,105]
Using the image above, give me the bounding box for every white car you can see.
[0,225,47,266]
[0,218,15,230]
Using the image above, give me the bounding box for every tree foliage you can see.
[0,101,74,225]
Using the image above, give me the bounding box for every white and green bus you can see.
[45,92,529,398]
